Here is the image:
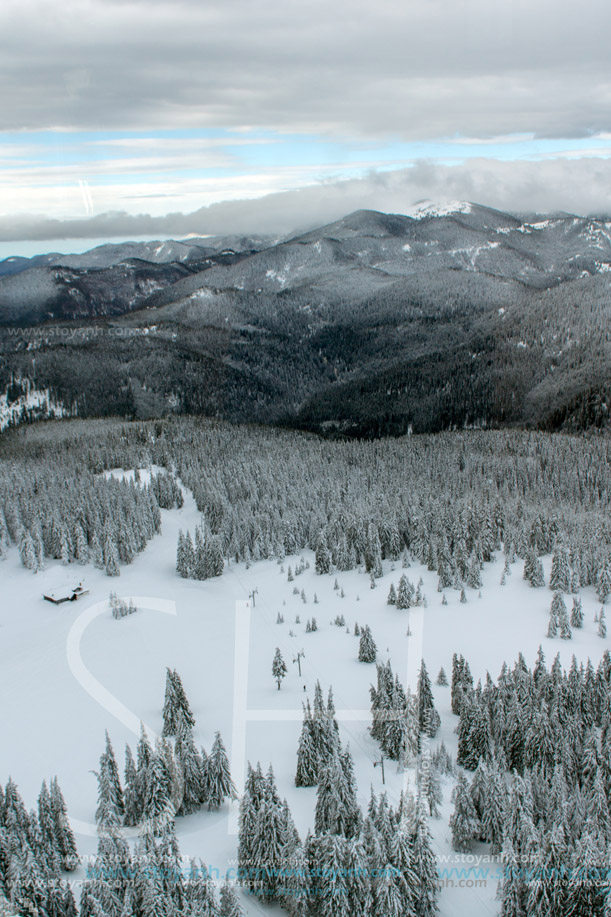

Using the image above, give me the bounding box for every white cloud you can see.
[2,0,610,245]
[4,156,611,247]
[1,0,610,139]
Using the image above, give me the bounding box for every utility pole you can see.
[293,650,305,677]
[249,588,258,608]
[373,755,385,785]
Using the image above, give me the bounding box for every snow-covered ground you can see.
[0,471,608,916]
[0,385,68,431]
[406,200,473,220]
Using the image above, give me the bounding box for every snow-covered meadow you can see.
[1,467,609,916]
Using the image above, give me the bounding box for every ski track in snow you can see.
[2,471,610,915]
[66,596,176,739]
[65,595,178,838]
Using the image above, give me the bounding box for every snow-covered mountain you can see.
[1,202,610,435]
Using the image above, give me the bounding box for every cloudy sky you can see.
[2,0,611,255]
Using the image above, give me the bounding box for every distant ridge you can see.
[1,202,610,436]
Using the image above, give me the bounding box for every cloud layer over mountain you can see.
[2,0,611,249]
[3,156,611,245]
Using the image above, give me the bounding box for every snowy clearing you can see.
[1,469,609,916]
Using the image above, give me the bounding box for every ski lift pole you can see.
[249,588,258,608]
[293,649,305,677]
[373,755,386,785]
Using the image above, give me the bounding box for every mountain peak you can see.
[290,208,414,242]
[406,200,473,219]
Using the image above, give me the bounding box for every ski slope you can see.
[0,471,608,916]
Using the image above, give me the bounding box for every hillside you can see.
[1,202,611,434]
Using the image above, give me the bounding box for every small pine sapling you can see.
[272,648,287,689]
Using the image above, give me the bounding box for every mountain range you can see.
[1,201,610,435]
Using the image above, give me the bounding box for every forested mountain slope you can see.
[1,203,610,434]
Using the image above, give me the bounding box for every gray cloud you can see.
[1,0,610,139]
[3,156,611,245]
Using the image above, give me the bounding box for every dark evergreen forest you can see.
[2,418,610,594]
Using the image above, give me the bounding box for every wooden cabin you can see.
[43,583,90,605]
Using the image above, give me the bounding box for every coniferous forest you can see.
[3,0,611,911]
[2,418,610,589]
[2,417,611,916]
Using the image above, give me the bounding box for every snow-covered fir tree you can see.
[94,731,124,829]
[162,668,195,737]
[550,543,572,593]
[571,596,584,628]
[599,607,607,638]
[314,746,360,839]
[174,718,204,816]
[451,653,473,715]
[358,625,377,663]
[449,771,481,852]
[436,667,448,686]
[416,661,441,737]
[219,883,244,917]
[272,648,287,689]
[295,701,319,787]
[524,550,545,588]
[206,732,236,810]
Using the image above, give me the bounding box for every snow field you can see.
[0,470,609,915]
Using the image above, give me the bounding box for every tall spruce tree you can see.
[396,574,411,610]
[524,551,545,588]
[123,744,140,827]
[410,798,440,917]
[174,720,204,816]
[49,777,79,871]
[416,661,441,737]
[141,741,175,831]
[550,544,571,593]
[314,532,332,575]
[358,626,377,663]
[94,732,124,829]
[450,771,481,852]
[162,668,195,737]
[206,732,236,810]
[570,596,584,628]
[295,701,318,787]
